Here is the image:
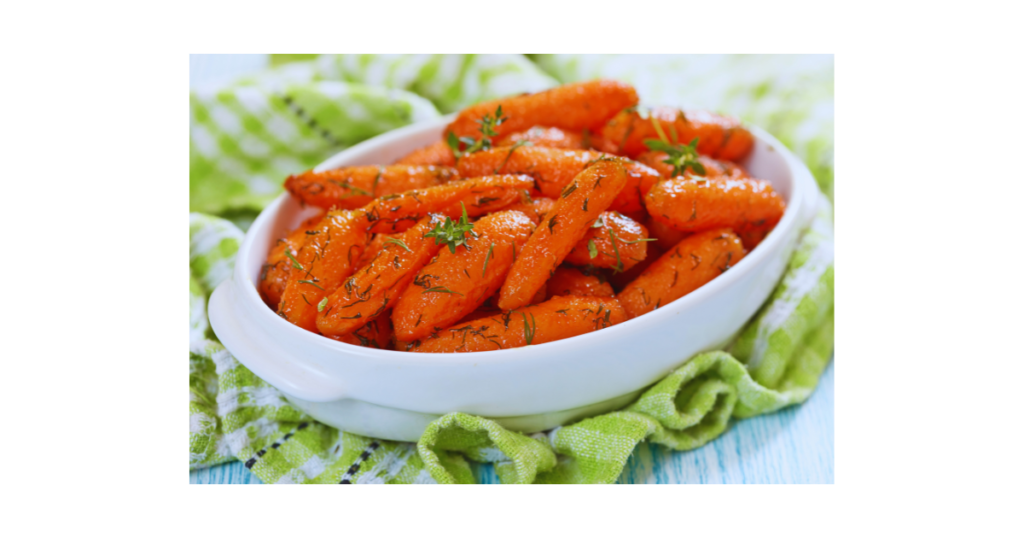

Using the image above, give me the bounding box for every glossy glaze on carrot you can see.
[546,266,615,298]
[599,106,754,161]
[284,165,457,210]
[644,176,786,239]
[258,213,324,310]
[564,211,650,272]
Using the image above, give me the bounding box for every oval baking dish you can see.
[208,114,819,442]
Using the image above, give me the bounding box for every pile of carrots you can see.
[258,80,786,353]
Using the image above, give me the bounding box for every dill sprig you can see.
[284,248,303,270]
[424,202,477,254]
[482,242,495,277]
[384,237,412,252]
[422,286,464,296]
[446,105,508,161]
[522,312,537,345]
[643,138,706,177]
[317,296,329,312]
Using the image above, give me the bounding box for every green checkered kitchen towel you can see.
[190,54,834,484]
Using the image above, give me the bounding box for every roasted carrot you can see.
[394,140,456,167]
[498,159,628,310]
[608,242,663,291]
[359,175,534,233]
[317,215,446,336]
[328,315,393,349]
[284,165,458,210]
[546,265,615,298]
[278,210,369,332]
[258,213,324,310]
[636,152,749,181]
[456,147,659,214]
[499,196,556,224]
[599,107,755,161]
[618,228,746,318]
[644,217,690,248]
[644,176,786,239]
[495,127,586,149]
[391,210,536,341]
[447,80,638,139]
[564,211,651,272]
[407,296,627,353]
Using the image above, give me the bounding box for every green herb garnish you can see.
[643,138,706,177]
[422,286,464,296]
[607,228,624,273]
[522,312,537,345]
[496,140,532,173]
[298,279,324,290]
[284,249,303,270]
[587,239,598,259]
[424,202,477,254]
[482,242,495,277]
[446,106,508,161]
[384,237,412,252]
[619,237,658,245]
[317,296,329,312]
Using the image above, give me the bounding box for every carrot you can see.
[617,228,746,318]
[546,266,615,298]
[608,242,663,292]
[564,211,651,272]
[636,152,749,181]
[645,217,690,248]
[446,80,638,139]
[328,315,393,349]
[359,175,535,233]
[498,158,628,310]
[456,147,658,214]
[316,215,446,336]
[499,195,555,224]
[284,165,458,210]
[495,127,585,149]
[278,210,369,332]
[258,213,324,310]
[408,296,627,353]
[599,107,755,160]
[644,177,786,240]
[391,210,536,342]
[394,140,456,167]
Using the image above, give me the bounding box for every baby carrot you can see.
[644,217,691,248]
[392,210,536,342]
[328,315,393,350]
[284,165,458,210]
[644,176,786,238]
[456,147,659,214]
[446,80,638,139]
[564,211,652,272]
[359,174,535,233]
[546,266,615,298]
[278,210,369,332]
[316,215,446,337]
[408,296,627,353]
[607,242,663,291]
[498,158,628,310]
[258,213,324,310]
[495,127,586,150]
[394,140,456,167]
[599,107,754,160]
[617,228,746,319]
[499,195,556,224]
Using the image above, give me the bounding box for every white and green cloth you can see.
[190,54,834,484]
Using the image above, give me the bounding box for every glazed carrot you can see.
[564,211,651,272]
[546,266,615,298]
[645,217,690,248]
[499,196,556,224]
[447,80,638,139]
[359,175,534,233]
[495,127,585,149]
[392,210,536,341]
[328,315,393,349]
[317,215,446,336]
[618,228,746,318]
[636,152,749,181]
[408,296,627,353]
[394,140,456,167]
[498,159,628,310]
[284,165,458,210]
[608,242,663,291]
[258,213,324,309]
[278,210,369,332]
[456,147,659,213]
[356,233,394,268]
[644,176,786,238]
[599,107,754,160]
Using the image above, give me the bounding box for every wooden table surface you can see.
[189,54,834,485]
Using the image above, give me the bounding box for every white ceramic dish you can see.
[209,114,818,442]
